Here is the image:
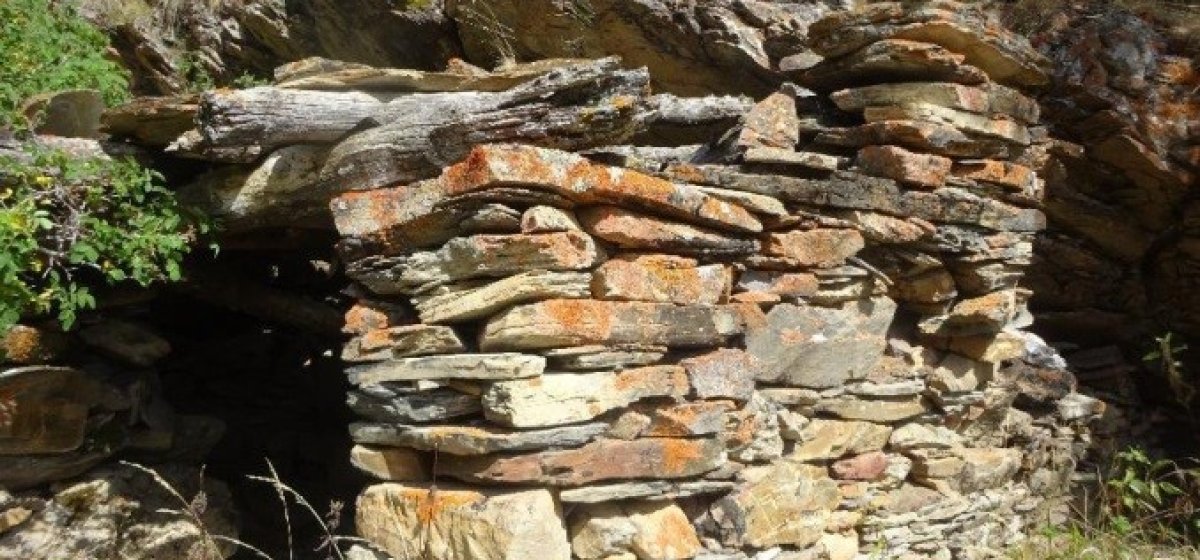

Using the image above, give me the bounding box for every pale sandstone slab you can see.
[347,353,545,385]
[830,82,1038,123]
[481,366,690,428]
[415,271,592,324]
[543,345,668,371]
[356,484,570,560]
[706,462,839,548]
[350,422,608,455]
[436,438,726,486]
[579,206,760,257]
[697,186,788,217]
[570,502,702,560]
[521,205,581,232]
[863,104,1031,145]
[559,481,735,504]
[350,445,430,481]
[746,298,896,388]
[346,230,602,295]
[342,325,466,362]
[762,229,865,268]
[481,299,748,351]
[592,255,730,305]
[744,147,842,171]
[813,395,929,423]
[789,419,893,461]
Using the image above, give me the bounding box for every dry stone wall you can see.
[319,5,1102,560]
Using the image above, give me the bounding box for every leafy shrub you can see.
[0,146,210,332]
[0,0,131,126]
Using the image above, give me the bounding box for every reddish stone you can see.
[762,229,864,267]
[592,254,730,304]
[856,145,952,189]
[579,206,760,257]
[831,451,889,481]
[952,159,1037,191]
[436,438,725,486]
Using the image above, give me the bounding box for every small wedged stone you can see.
[543,345,667,371]
[918,289,1028,336]
[592,255,731,305]
[350,445,430,481]
[481,299,748,351]
[347,387,480,423]
[481,366,689,428]
[347,353,546,385]
[570,501,702,560]
[681,349,760,402]
[856,145,952,189]
[436,438,726,486]
[559,480,735,504]
[762,229,865,268]
[736,92,799,150]
[346,230,603,295]
[789,419,893,461]
[350,422,608,455]
[834,210,935,244]
[415,270,592,324]
[343,300,411,335]
[816,120,1010,158]
[745,298,897,388]
[735,271,820,299]
[743,147,842,171]
[342,325,466,362]
[800,39,989,91]
[863,104,1031,146]
[830,82,1038,124]
[623,401,736,437]
[952,159,1038,192]
[521,205,581,233]
[579,206,761,257]
[356,484,570,560]
[813,395,929,423]
[697,187,788,217]
[705,462,839,548]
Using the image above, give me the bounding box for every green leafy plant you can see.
[0,0,130,126]
[1105,447,1200,538]
[0,146,211,333]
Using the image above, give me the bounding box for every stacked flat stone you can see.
[329,3,1105,560]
